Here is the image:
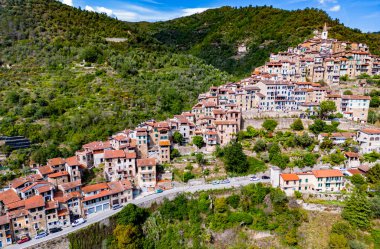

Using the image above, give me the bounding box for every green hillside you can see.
[143,6,380,76]
[0,0,230,166]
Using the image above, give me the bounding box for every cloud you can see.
[61,0,73,6]
[329,5,341,12]
[319,0,337,4]
[85,5,94,12]
[182,8,209,16]
[85,5,116,17]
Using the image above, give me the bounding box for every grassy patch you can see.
[305,199,346,207]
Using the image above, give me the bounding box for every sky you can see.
[60,0,380,32]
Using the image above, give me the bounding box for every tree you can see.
[223,142,249,173]
[113,224,142,249]
[192,136,204,149]
[195,153,206,170]
[366,164,380,184]
[328,233,348,249]
[294,133,314,147]
[170,148,181,159]
[226,194,240,209]
[331,221,356,240]
[367,110,378,124]
[370,195,380,219]
[183,171,195,182]
[343,90,353,95]
[262,119,278,132]
[303,153,317,167]
[309,119,338,134]
[270,153,290,169]
[342,190,373,230]
[319,101,337,119]
[290,118,304,131]
[350,174,366,187]
[172,131,183,144]
[253,139,266,153]
[116,204,149,226]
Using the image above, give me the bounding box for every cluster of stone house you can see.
[256,23,380,84]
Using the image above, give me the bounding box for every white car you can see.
[71,218,86,227]
[250,176,259,182]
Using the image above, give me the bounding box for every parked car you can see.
[212,180,219,185]
[250,176,259,181]
[221,179,230,184]
[17,236,30,244]
[261,175,270,180]
[112,204,123,210]
[49,227,62,233]
[71,218,86,227]
[155,189,163,194]
[35,231,48,239]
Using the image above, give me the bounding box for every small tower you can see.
[321,22,328,40]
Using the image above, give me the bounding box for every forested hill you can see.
[0,0,230,166]
[141,6,380,76]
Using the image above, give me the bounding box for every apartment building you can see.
[357,128,380,153]
[137,158,156,191]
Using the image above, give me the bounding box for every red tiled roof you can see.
[83,190,112,202]
[25,195,45,210]
[0,189,21,205]
[54,191,82,203]
[137,158,156,167]
[65,156,80,166]
[281,174,299,181]
[36,185,53,193]
[48,158,65,166]
[58,209,68,217]
[347,169,362,175]
[83,141,111,151]
[59,180,82,191]
[345,152,359,158]
[48,171,69,178]
[213,120,238,125]
[360,128,380,135]
[37,165,54,175]
[312,169,343,178]
[81,182,109,194]
[45,201,59,210]
[0,215,10,226]
[342,95,371,100]
[113,135,129,142]
[104,150,125,159]
[6,200,25,210]
[125,152,137,159]
[9,209,29,219]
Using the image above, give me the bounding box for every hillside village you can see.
[0,24,379,247]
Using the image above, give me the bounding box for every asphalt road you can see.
[12,176,269,249]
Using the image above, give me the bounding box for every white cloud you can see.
[329,5,341,12]
[181,8,209,17]
[85,5,94,12]
[61,0,73,6]
[319,0,337,4]
[96,7,114,16]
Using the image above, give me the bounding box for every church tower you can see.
[321,23,328,40]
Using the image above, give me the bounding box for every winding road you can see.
[11,176,269,249]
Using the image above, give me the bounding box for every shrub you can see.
[226,194,240,209]
[290,118,304,131]
[262,119,278,132]
[228,212,253,225]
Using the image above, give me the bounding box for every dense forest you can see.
[141,6,380,76]
[1,0,380,167]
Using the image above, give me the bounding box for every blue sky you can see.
[60,0,380,32]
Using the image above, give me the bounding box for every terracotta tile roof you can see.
[0,189,21,205]
[45,201,59,210]
[36,185,53,193]
[281,174,299,181]
[83,190,112,202]
[48,171,69,178]
[125,152,137,159]
[320,132,356,138]
[360,128,380,135]
[58,209,68,217]
[20,182,49,193]
[54,191,82,203]
[65,156,80,166]
[347,169,362,175]
[81,182,109,194]
[342,95,371,100]
[0,215,10,226]
[358,165,370,173]
[345,152,359,158]
[48,158,65,166]
[37,165,54,175]
[312,169,343,178]
[104,150,125,159]
[213,120,238,125]
[9,209,29,219]
[59,180,82,191]
[113,135,129,142]
[6,200,25,210]
[159,140,170,147]
[10,174,43,189]
[25,195,45,210]
[83,141,111,151]
[137,158,156,167]
[120,179,133,190]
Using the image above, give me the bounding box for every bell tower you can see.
[321,23,328,40]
